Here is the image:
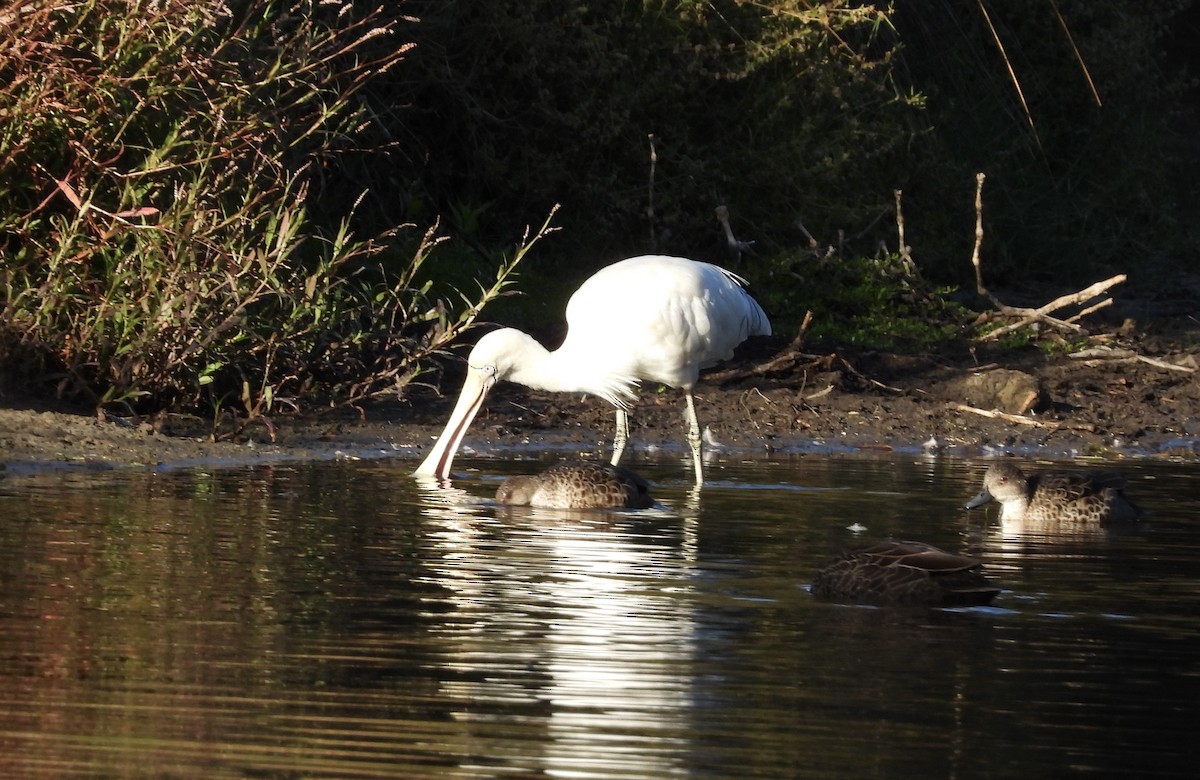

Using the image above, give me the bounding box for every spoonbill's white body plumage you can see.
[414,254,770,484]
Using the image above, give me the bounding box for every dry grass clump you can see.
[0,0,537,430]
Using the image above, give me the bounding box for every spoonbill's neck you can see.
[505,337,636,407]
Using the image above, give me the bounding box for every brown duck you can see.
[812,540,1000,607]
[964,461,1142,525]
[495,461,654,509]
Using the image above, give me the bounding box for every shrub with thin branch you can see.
[0,0,535,428]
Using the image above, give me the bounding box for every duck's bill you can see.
[963,489,994,510]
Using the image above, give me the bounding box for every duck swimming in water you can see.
[495,461,654,510]
[964,461,1142,526]
[811,540,1000,607]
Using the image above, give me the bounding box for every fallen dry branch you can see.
[708,308,907,396]
[708,310,817,382]
[710,348,905,396]
[1066,297,1113,323]
[949,402,1097,432]
[705,345,902,396]
[705,345,826,383]
[1068,347,1197,373]
[968,172,1127,340]
[836,355,906,395]
[978,275,1125,340]
[804,383,836,400]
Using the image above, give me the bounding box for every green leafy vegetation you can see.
[760,248,974,351]
[0,0,1194,421]
[0,0,543,428]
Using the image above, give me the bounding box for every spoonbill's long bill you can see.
[413,254,771,484]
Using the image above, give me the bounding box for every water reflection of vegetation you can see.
[1,456,1198,776]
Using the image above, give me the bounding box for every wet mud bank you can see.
[2,322,1197,476]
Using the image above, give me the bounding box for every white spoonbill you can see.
[414,254,771,485]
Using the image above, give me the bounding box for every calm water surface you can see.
[1,453,1197,778]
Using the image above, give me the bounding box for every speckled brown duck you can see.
[964,461,1142,526]
[811,540,1000,607]
[495,461,654,509]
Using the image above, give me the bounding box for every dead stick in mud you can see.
[710,310,817,382]
[738,387,774,435]
[837,356,906,395]
[894,189,916,275]
[1132,354,1195,373]
[951,402,1046,426]
[949,402,1097,432]
[1039,275,1126,315]
[982,311,1084,339]
[1069,348,1197,373]
[977,274,1127,340]
[1066,298,1113,323]
[707,347,824,382]
[796,309,813,347]
[805,383,836,400]
[971,173,991,301]
[983,274,1127,339]
[969,172,1126,337]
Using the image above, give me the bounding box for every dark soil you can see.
[2,313,1197,476]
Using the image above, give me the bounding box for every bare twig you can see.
[705,344,824,382]
[738,387,774,434]
[971,172,1126,340]
[837,355,905,394]
[950,402,1097,432]
[981,313,1071,340]
[709,310,816,382]
[1066,298,1113,322]
[1049,0,1101,107]
[1037,276,1126,315]
[894,189,915,274]
[951,402,1045,426]
[795,219,819,250]
[805,383,835,400]
[1068,347,1196,373]
[797,309,813,347]
[971,172,990,299]
[977,0,1041,150]
[979,273,1126,340]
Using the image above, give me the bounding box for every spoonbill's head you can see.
[465,328,545,383]
[413,329,539,480]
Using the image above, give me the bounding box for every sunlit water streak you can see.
[0,454,1197,777]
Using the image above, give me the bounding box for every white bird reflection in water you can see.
[415,481,700,777]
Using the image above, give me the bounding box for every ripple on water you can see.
[0,456,1196,778]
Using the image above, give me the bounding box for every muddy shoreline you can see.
[3,321,1197,477]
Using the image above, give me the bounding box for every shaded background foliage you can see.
[374,0,1197,329]
[1,0,1196,415]
[888,0,1198,288]
[390,0,918,265]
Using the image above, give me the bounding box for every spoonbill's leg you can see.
[610,407,630,466]
[684,391,704,485]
